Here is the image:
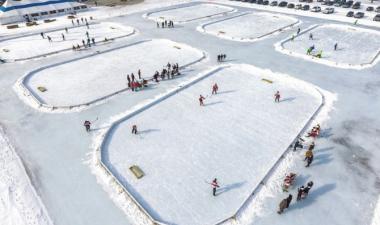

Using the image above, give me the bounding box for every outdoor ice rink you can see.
[145,3,235,23]
[19,39,205,107]
[200,12,298,41]
[0,22,134,61]
[102,64,322,225]
[280,24,380,67]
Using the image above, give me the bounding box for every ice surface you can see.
[101,64,323,225]
[145,4,235,23]
[20,39,205,107]
[279,24,380,67]
[200,12,298,42]
[0,22,134,61]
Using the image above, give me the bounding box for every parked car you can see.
[263,0,270,5]
[299,0,306,2]
[374,14,380,21]
[346,10,354,17]
[334,1,343,6]
[354,11,365,18]
[279,1,288,6]
[257,0,264,4]
[366,6,374,11]
[305,0,313,3]
[342,0,353,7]
[352,1,361,9]
[270,1,278,5]
[317,0,324,2]
[376,6,380,12]
[295,4,303,9]
[287,3,295,8]
[311,6,322,11]
[323,7,335,13]
[250,0,257,3]
[302,4,310,10]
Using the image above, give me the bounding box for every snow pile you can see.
[0,126,52,225]
[198,12,299,42]
[144,3,236,23]
[94,64,324,225]
[14,39,206,112]
[275,24,380,69]
[0,22,135,61]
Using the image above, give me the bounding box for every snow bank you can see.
[275,24,380,69]
[13,39,206,113]
[0,22,135,61]
[198,11,299,42]
[144,3,237,23]
[90,64,326,225]
[371,196,380,225]
[0,126,53,225]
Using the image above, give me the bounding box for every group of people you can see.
[217,54,227,62]
[126,69,149,92]
[153,62,181,82]
[278,124,321,214]
[71,17,91,29]
[198,83,219,106]
[157,20,175,28]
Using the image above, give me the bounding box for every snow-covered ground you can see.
[199,12,299,42]
[0,22,134,61]
[16,39,205,111]
[1,1,380,225]
[145,3,236,23]
[277,24,380,69]
[100,64,323,225]
[0,127,52,225]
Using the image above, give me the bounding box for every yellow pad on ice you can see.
[129,165,144,179]
[37,86,47,92]
[261,78,273,84]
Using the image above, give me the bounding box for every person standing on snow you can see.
[132,125,138,135]
[297,185,305,201]
[212,83,219,95]
[293,137,304,151]
[274,91,281,103]
[297,28,301,35]
[334,43,338,51]
[308,142,315,151]
[40,32,45,39]
[138,69,142,80]
[84,120,91,132]
[199,95,206,106]
[211,178,220,196]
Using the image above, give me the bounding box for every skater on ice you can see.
[305,148,314,167]
[84,120,91,132]
[199,95,206,106]
[278,194,292,214]
[132,125,138,135]
[212,83,219,95]
[297,181,314,200]
[293,137,304,151]
[274,91,281,103]
[297,27,301,35]
[334,43,338,51]
[40,32,45,39]
[211,178,220,196]
[309,33,313,40]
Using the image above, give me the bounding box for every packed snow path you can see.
[0,22,134,61]
[17,39,205,110]
[199,12,298,42]
[278,24,380,69]
[101,64,323,225]
[145,3,235,23]
[0,127,52,225]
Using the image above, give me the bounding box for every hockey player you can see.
[278,194,292,214]
[305,149,314,167]
[132,125,138,135]
[84,120,91,132]
[212,83,219,95]
[211,178,220,196]
[274,91,281,103]
[297,186,305,201]
[199,95,205,106]
[293,137,304,151]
